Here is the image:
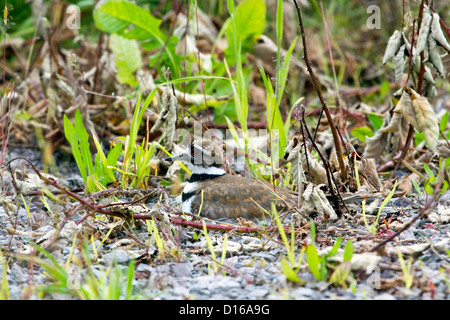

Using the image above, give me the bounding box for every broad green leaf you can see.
[235,0,266,38]
[227,0,235,14]
[424,179,434,195]
[441,180,449,195]
[225,0,266,64]
[415,131,426,146]
[351,126,374,142]
[368,113,384,132]
[110,34,142,86]
[94,0,163,38]
[93,0,178,77]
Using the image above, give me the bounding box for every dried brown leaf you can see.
[436,140,450,158]
[431,12,450,52]
[397,174,412,197]
[285,139,327,185]
[151,86,178,152]
[364,115,390,159]
[416,10,432,54]
[386,243,430,256]
[358,158,382,191]
[409,88,439,151]
[393,44,406,82]
[383,30,403,64]
[382,111,403,134]
[428,205,450,224]
[427,37,446,78]
[300,183,337,221]
[394,89,420,131]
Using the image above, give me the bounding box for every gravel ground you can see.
[1,148,449,300]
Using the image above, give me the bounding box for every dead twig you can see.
[292,0,347,182]
[7,157,125,219]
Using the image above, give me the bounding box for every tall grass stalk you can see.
[0,249,10,300]
[398,249,414,290]
[226,0,248,133]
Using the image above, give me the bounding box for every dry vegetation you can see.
[0,0,450,301]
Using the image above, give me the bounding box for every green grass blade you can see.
[343,240,353,262]
[0,249,10,300]
[277,37,298,107]
[327,236,342,258]
[372,180,397,234]
[64,114,87,183]
[74,110,94,176]
[306,244,321,281]
[91,133,116,184]
[261,67,286,157]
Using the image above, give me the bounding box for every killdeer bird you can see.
[165,140,297,220]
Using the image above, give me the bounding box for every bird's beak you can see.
[165,156,173,162]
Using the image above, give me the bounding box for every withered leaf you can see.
[364,115,389,159]
[408,88,439,151]
[300,183,337,221]
[285,138,327,185]
[393,89,420,131]
[427,37,446,78]
[416,10,432,54]
[431,12,450,52]
[393,44,406,82]
[383,30,403,64]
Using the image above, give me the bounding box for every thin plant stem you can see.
[292,0,347,181]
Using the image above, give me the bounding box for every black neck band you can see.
[188,173,225,183]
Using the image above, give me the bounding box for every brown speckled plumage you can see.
[189,174,297,219]
[166,139,297,220]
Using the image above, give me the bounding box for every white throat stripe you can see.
[191,166,226,175]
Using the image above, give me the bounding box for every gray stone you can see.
[399,229,416,241]
[373,293,396,300]
[102,249,131,265]
[292,287,323,299]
